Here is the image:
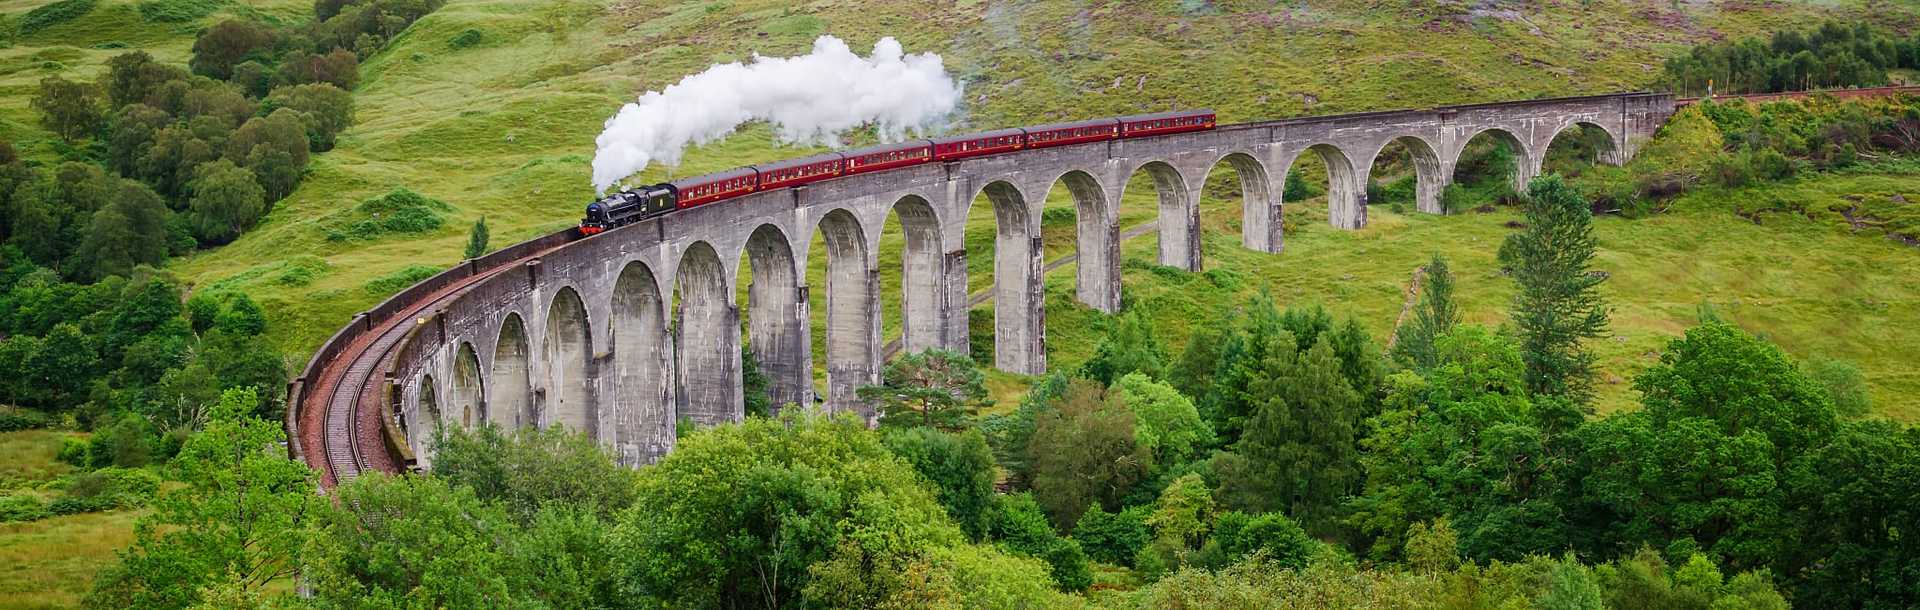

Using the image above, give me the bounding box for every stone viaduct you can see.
[290,92,1675,480]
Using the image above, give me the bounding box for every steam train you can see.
[579,110,1216,234]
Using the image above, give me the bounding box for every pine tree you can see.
[1501,176,1609,404]
[1391,254,1460,371]
[464,217,490,259]
[857,349,989,430]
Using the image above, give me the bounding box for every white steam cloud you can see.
[591,35,963,194]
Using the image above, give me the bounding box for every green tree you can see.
[303,473,528,608]
[106,104,172,177]
[1805,356,1872,418]
[858,348,988,430]
[72,181,170,281]
[1201,511,1318,570]
[1081,307,1168,384]
[1073,504,1152,567]
[139,124,221,200]
[883,427,997,541]
[32,75,105,142]
[187,160,265,245]
[463,216,489,259]
[984,493,1093,592]
[1390,254,1459,371]
[1635,320,1838,461]
[1501,175,1610,403]
[188,20,274,80]
[264,83,354,151]
[612,412,967,608]
[1219,334,1362,530]
[1347,327,1564,563]
[430,423,637,523]
[1027,379,1151,530]
[101,51,188,109]
[1109,372,1214,468]
[1137,472,1215,577]
[1780,419,1920,608]
[85,388,316,610]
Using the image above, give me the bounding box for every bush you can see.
[61,466,162,511]
[56,436,91,467]
[448,28,484,50]
[47,494,115,515]
[322,188,452,242]
[0,407,51,431]
[362,264,441,297]
[1074,503,1153,566]
[988,493,1093,592]
[0,495,50,522]
[19,0,97,35]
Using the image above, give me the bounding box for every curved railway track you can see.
[295,239,569,488]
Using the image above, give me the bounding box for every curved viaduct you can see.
[291,92,1676,485]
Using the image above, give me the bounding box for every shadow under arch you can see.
[740,223,807,412]
[1364,135,1446,215]
[490,312,533,430]
[885,195,945,353]
[1119,160,1199,270]
[544,286,595,438]
[813,208,877,417]
[450,342,482,429]
[1542,120,1624,174]
[611,260,673,465]
[1454,126,1535,194]
[966,180,1043,375]
[675,240,740,427]
[1284,143,1365,230]
[411,373,438,465]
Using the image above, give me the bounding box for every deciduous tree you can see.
[187,160,265,245]
[1028,379,1151,530]
[85,388,316,610]
[32,75,105,142]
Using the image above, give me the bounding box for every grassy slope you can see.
[146,0,1920,417]
[1,0,1914,411]
[0,430,142,610]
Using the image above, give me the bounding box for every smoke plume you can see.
[591,35,963,193]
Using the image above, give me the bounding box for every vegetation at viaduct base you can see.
[1,0,1920,606]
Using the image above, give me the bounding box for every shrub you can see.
[448,28,484,50]
[47,494,115,515]
[0,407,51,432]
[0,495,50,522]
[362,264,441,296]
[61,466,162,510]
[56,436,91,467]
[322,188,453,242]
[1074,503,1152,566]
[18,0,97,35]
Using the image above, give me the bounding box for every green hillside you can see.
[3,0,1920,605]
[8,0,1920,416]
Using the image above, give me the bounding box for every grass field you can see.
[0,430,139,610]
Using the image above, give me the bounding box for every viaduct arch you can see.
[298,92,1674,483]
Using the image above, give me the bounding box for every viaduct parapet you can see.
[291,91,1676,484]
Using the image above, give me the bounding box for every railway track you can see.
[296,239,569,488]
